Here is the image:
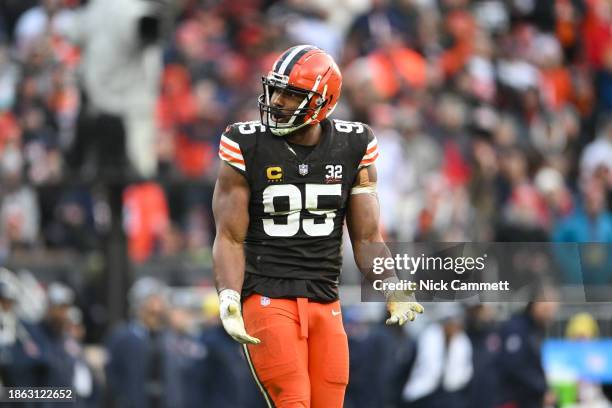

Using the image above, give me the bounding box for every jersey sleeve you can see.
[218,126,246,175]
[358,125,379,169]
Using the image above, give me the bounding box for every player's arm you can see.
[347,164,424,325]
[346,165,387,279]
[213,162,249,293]
[212,163,260,344]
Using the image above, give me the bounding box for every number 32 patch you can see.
[325,164,343,182]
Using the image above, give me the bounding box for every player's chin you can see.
[272,114,290,123]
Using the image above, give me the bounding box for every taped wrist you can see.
[218,289,241,310]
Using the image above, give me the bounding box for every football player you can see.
[213,44,423,408]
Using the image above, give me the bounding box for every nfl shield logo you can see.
[298,164,309,176]
[260,297,271,306]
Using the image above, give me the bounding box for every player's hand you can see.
[385,291,424,326]
[218,289,260,345]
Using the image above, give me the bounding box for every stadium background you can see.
[0,0,612,406]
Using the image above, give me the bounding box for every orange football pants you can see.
[242,294,349,408]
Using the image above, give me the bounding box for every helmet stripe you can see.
[276,45,317,75]
[273,48,297,74]
[272,52,286,73]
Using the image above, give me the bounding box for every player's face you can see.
[270,87,305,123]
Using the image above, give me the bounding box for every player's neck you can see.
[284,123,322,146]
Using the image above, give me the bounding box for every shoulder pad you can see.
[219,122,263,174]
[332,119,366,135]
[229,121,266,136]
[331,119,378,168]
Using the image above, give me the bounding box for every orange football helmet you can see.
[259,45,342,136]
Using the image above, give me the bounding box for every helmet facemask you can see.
[259,72,327,136]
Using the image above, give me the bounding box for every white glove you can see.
[386,296,424,325]
[218,289,260,345]
[382,278,424,325]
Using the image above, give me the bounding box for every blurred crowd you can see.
[2,270,611,408]
[0,0,611,264]
[1,1,612,406]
